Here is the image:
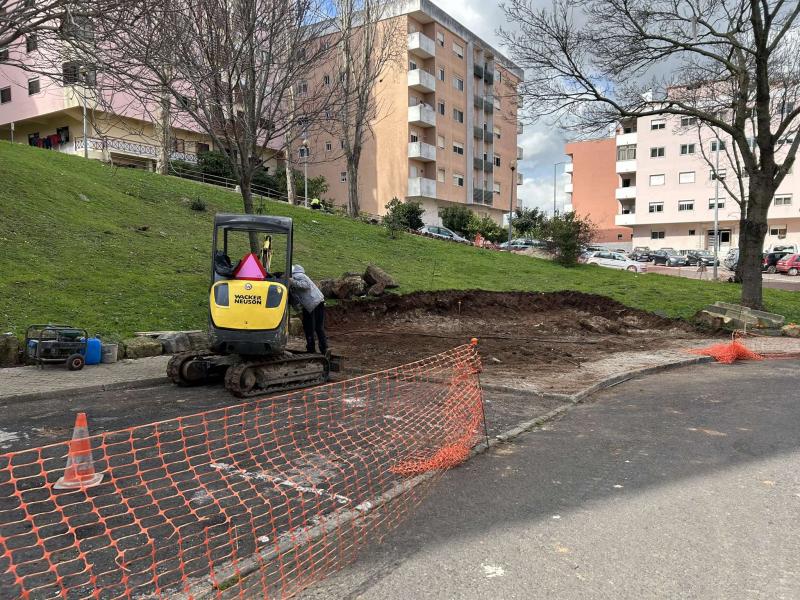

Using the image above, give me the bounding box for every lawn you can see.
[1,141,798,340]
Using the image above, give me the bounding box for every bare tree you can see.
[500,0,800,309]
[328,0,403,217]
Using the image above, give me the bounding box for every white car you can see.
[586,250,647,273]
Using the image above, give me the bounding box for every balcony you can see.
[484,95,494,113]
[473,126,485,140]
[408,177,437,199]
[616,132,638,146]
[474,95,484,110]
[408,141,436,162]
[473,189,493,206]
[408,32,435,59]
[408,104,436,127]
[484,70,494,85]
[516,146,523,160]
[484,162,494,173]
[564,182,573,193]
[516,172,523,185]
[408,69,435,93]
[517,123,523,135]
[616,159,637,174]
[615,213,636,226]
[73,136,198,164]
[563,204,574,213]
[473,157,485,171]
[615,186,636,200]
[564,162,573,173]
[473,64,484,79]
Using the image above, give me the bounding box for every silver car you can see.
[586,250,647,273]
[418,225,470,244]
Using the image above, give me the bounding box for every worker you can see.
[289,264,328,355]
[310,197,322,210]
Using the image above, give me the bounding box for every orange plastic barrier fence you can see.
[689,339,764,364]
[0,344,483,599]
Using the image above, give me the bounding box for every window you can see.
[688,229,696,236]
[453,108,464,123]
[453,42,464,58]
[493,182,501,194]
[27,77,40,95]
[173,138,185,153]
[438,101,445,115]
[0,47,7,62]
[493,126,500,139]
[774,194,792,206]
[340,171,347,182]
[26,34,37,53]
[453,77,463,91]
[710,169,727,181]
[651,231,665,240]
[770,227,787,238]
[678,171,695,184]
[709,198,726,209]
[325,141,332,152]
[452,141,464,155]
[781,101,796,118]
[297,80,308,96]
[298,147,310,158]
[196,142,209,154]
[494,154,501,167]
[323,74,330,86]
[680,116,697,127]
[437,135,444,148]
[650,146,665,158]
[493,96,500,110]
[410,131,419,142]
[438,68,444,81]
[437,168,445,183]
[453,172,464,187]
[649,174,665,186]
[648,202,664,213]
[437,31,444,46]
[408,59,418,71]
[678,200,694,211]
[616,145,636,160]
[711,139,726,152]
[650,118,666,130]
[680,143,695,155]
[0,87,10,104]
[340,139,345,149]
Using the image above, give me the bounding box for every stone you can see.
[318,278,336,299]
[0,333,20,366]
[185,331,210,352]
[121,337,163,359]
[363,265,398,289]
[289,317,304,337]
[782,324,800,338]
[158,332,191,354]
[367,282,386,297]
[695,302,785,333]
[331,275,366,299]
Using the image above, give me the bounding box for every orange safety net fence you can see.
[689,338,764,364]
[0,344,484,599]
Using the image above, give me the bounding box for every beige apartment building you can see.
[299,0,524,224]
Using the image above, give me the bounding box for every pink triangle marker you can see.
[233,253,267,280]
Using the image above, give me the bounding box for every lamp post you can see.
[712,131,721,280]
[302,138,309,208]
[508,162,516,250]
[553,161,567,215]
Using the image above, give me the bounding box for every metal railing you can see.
[74,136,199,164]
[168,164,291,203]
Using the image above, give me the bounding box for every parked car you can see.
[686,250,720,267]
[498,238,544,251]
[417,225,470,244]
[630,247,651,262]
[578,250,597,264]
[776,253,800,275]
[652,250,689,266]
[586,251,647,273]
[723,248,739,271]
[763,251,792,274]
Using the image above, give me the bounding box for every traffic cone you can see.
[54,412,104,490]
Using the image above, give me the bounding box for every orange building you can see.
[564,137,632,244]
[299,0,524,225]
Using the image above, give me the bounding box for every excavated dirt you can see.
[322,291,704,387]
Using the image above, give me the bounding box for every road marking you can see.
[687,427,727,437]
[210,462,351,505]
[482,564,505,578]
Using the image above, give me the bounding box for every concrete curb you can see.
[0,376,171,405]
[196,353,714,595]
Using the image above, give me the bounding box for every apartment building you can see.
[300,0,524,224]
[565,114,800,252]
[564,137,632,244]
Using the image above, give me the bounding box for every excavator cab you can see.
[167,213,334,398]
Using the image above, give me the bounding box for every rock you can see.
[0,333,20,366]
[363,265,398,289]
[318,278,336,299]
[782,323,800,337]
[289,317,304,337]
[158,332,191,354]
[695,302,785,333]
[121,337,163,359]
[185,331,210,352]
[331,275,367,299]
[367,282,386,297]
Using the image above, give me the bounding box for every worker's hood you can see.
[292,264,305,275]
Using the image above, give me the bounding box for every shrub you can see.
[440,206,474,236]
[513,207,546,238]
[467,215,508,243]
[189,197,207,212]
[383,197,425,238]
[537,212,596,266]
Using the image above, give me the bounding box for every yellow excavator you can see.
[167,213,338,397]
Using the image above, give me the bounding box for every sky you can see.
[430,0,572,214]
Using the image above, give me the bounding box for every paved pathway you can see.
[300,359,800,599]
[648,264,800,290]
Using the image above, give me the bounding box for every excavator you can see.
[167,213,339,398]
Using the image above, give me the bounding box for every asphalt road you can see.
[648,264,800,290]
[300,359,800,600]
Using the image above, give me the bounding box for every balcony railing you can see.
[615,132,638,146]
[484,162,494,173]
[517,123,523,135]
[408,69,436,93]
[615,159,637,174]
[473,95,484,110]
[473,157,485,171]
[472,189,493,206]
[516,146,523,160]
[473,64,484,79]
[408,104,436,127]
[564,162,573,173]
[408,177,436,199]
[74,137,199,164]
[615,213,636,226]
[408,141,436,162]
[408,32,435,59]
[473,126,485,140]
[484,70,494,85]
[564,182,573,193]
[615,186,636,200]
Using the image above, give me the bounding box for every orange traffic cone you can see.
[54,412,104,490]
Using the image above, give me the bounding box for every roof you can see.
[214,213,293,233]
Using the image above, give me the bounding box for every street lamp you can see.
[553,161,567,215]
[301,138,309,208]
[508,162,516,250]
[712,131,721,280]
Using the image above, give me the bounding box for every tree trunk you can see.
[155,89,172,175]
[284,135,297,205]
[739,182,772,309]
[347,154,360,216]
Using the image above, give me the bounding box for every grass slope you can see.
[1,141,798,339]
